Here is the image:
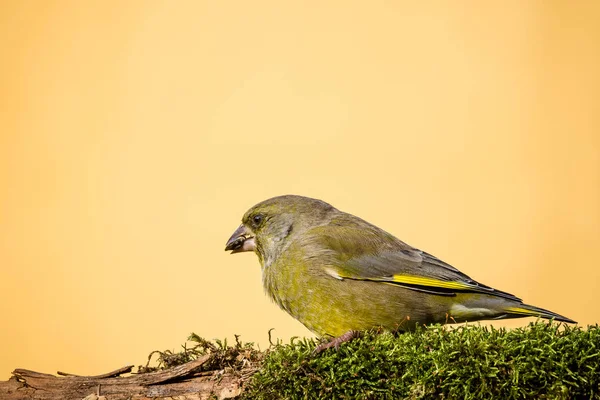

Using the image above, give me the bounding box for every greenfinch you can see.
[225,195,575,348]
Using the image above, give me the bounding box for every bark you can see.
[0,355,248,400]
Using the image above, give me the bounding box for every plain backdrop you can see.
[1,1,599,379]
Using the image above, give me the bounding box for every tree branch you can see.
[0,355,245,400]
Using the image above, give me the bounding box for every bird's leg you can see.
[313,330,362,354]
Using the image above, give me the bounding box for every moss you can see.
[141,322,600,399]
[244,322,600,399]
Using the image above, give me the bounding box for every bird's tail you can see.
[504,303,576,324]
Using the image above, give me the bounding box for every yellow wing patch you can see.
[505,306,539,317]
[331,269,479,293]
[391,274,477,290]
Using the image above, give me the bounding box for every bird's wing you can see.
[307,221,522,301]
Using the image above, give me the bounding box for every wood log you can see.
[0,355,247,400]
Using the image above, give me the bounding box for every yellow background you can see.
[1,1,599,379]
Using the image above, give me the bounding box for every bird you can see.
[225,195,575,351]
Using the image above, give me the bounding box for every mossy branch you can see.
[1,322,599,399]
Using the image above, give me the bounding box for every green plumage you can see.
[225,195,575,338]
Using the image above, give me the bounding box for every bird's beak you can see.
[225,224,256,254]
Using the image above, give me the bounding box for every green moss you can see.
[139,323,599,399]
[244,323,600,399]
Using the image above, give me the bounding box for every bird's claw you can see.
[312,330,361,354]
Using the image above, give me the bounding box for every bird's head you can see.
[225,195,337,266]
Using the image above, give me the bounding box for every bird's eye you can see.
[252,214,263,227]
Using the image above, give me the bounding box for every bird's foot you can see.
[313,330,361,354]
